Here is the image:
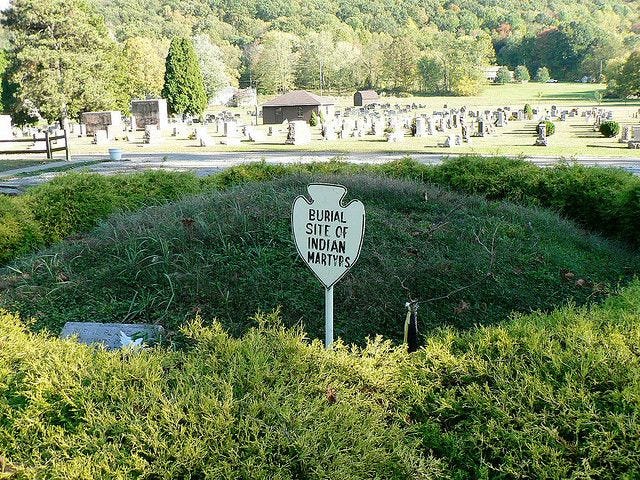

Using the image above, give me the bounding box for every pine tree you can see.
[2,0,126,123]
[161,37,207,116]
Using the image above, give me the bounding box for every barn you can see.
[353,90,379,107]
[262,90,334,125]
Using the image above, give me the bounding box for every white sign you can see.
[292,183,365,347]
[292,183,365,287]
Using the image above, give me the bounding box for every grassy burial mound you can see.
[1,174,638,344]
[1,282,640,478]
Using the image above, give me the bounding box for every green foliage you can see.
[599,120,620,138]
[121,36,168,100]
[514,65,530,82]
[538,120,556,136]
[422,156,640,243]
[524,103,533,120]
[23,170,205,245]
[192,34,240,99]
[250,31,299,94]
[161,37,207,116]
[0,310,430,478]
[0,196,42,263]
[418,30,493,96]
[2,0,126,122]
[3,279,640,477]
[494,66,512,84]
[617,50,640,97]
[2,174,637,345]
[309,110,319,126]
[26,173,117,244]
[534,66,551,82]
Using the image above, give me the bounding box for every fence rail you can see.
[0,130,70,160]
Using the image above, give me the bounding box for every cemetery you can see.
[1,0,640,476]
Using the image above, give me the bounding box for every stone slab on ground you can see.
[60,322,163,350]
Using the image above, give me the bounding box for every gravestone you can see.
[245,126,265,142]
[106,123,122,140]
[143,125,162,145]
[81,111,122,136]
[414,117,426,137]
[372,119,385,136]
[476,120,485,137]
[93,130,108,145]
[495,111,506,127]
[285,120,311,145]
[620,125,631,143]
[0,115,12,140]
[386,127,404,143]
[60,322,162,350]
[223,122,241,145]
[535,122,548,146]
[78,124,87,137]
[131,99,169,131]
[322,122,337,141]
[173,124,189,138]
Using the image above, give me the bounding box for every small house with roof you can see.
[262,90,334,124]
[354,90,379,107]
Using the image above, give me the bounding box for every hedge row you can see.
[1,156,639,266]
[2,279,640,478]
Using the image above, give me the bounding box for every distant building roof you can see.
[263,90,332,107]
[355,90,379,100]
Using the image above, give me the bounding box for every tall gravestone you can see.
[81,111,122,136]
[0,115,12,140]
[131,99,169,131]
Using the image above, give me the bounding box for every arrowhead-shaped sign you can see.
[292,183,365,288]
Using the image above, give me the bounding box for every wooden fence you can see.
[0,130,70,161]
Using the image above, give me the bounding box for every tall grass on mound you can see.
[2,175,637,344]
[2,281,640,478]
[2,157,640,267]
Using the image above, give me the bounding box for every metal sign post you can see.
[292,183,365,349]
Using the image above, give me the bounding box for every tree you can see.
[382,35,420,92]
[193,34,234,100]
[122,37,168,100]
[2,0,126,123]
[251,31,299,94]
[495,66,512,84]
[514,65,530,82]
[617,50,640,98]
[161,37,207,116]
[419,31,494,96]
[534,66,551,82]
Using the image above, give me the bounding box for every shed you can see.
[354,90,379,107]
[262,90,334,125]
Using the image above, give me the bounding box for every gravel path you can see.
[1,151,640,193]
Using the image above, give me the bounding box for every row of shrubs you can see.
[2,278,640,478]
[210,156,640,244]
[1,156,639,265]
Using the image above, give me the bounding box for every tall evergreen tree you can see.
[161,37,207,116]
[2,0,126,123]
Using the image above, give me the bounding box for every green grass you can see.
[65,82,640,158]
[1,279,640,478]
[0,159,51,173]
[2,174,638,345]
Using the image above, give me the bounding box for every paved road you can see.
[2,151,640,193]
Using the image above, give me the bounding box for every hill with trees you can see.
[0,0,639,122]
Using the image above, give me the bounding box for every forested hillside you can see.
[1,0,639,122]
[92,0,640,90]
